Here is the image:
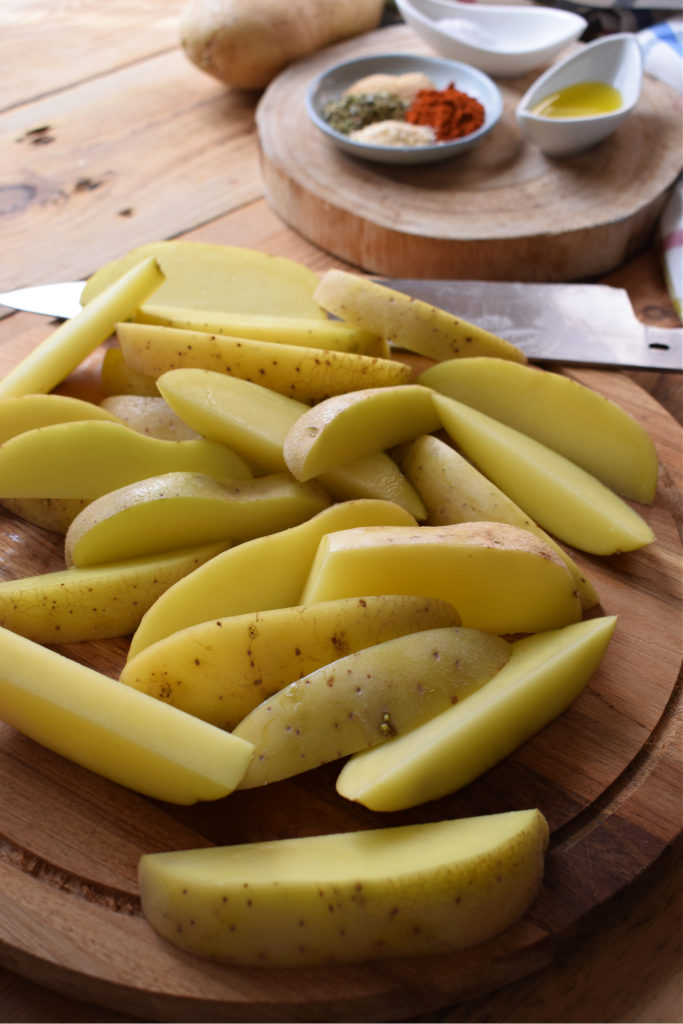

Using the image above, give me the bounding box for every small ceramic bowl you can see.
[395,0,587,78]
[305,52,502,166]
[516,33,643,158]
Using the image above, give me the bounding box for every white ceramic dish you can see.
[305,52,502,166]
[395,0,587,78]
[516,33,643,158]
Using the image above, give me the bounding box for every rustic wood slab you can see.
[257,24,683,282]
[0,331,680,1020]
[1,48,260,294]
[1,0,184,111]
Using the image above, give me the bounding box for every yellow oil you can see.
[532,81,622,118]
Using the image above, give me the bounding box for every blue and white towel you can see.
[639,17,682,320]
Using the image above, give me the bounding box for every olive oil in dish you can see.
[532,81,622,118]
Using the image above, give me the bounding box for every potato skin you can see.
[180,0,386,90]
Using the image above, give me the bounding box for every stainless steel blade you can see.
[377,279,682,372]
[0,281,85,319]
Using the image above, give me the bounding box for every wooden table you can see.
[0,2,681,1021]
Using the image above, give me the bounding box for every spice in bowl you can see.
[406,81,485,141]
[322,71,485,149]
[322,91,409,135]
[349,120,436,146]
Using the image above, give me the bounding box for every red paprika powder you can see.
[406,82,485,141]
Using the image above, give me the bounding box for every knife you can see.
[1,278,680,372]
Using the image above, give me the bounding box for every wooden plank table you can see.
[0,2,681,1021]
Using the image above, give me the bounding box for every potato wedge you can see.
[313,269,526,363]
[0,393,119,444]
[0,257,164,398]
[301,522,582,635]
[433,392,655,555]
[400,433,598,611]
[138,809,548,966]
[0,626,253,804]
[121,595,461,730]
[0,420,252,499]
[234,627,511,786]
[137,305,387,356]
[156,369,426,518]
[116,322,412,402]
[127,499,418,659]
[65,471,330,567]
[337,616,616,811]
[0,542,230,644]
[283,385,440,482]
[82,240,327,319]
[420,357,659,503]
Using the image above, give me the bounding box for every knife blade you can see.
[378,279,682,373]
[1,278,680,372]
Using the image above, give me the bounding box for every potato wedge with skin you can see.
[157,369,426,519]
[419,357,659,504]
[120,595,461,730]
[313,270,527,364]
[400,434,598,611]
[283,385,440,482]
[337,616,617,811]
[116,322,412,403]
[99,395,200,440]
[0,257,164,398]
[65,471,330,567]
[137,305,388,357]
[301,522,582,635]
[138,809,549,967]
[0,496,89,534]
[82,241,327,320]
[433,392,655,555]
[0,542,230,644]
[101,347,159,397]
[127,499,418,659]
[0,625,253,804]
[0,420,252,500]
[234,627,511,787]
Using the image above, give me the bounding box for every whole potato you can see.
[180,0,387,90]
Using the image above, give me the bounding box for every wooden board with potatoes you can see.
[0,242,680,1022]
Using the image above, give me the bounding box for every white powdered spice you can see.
[349,120,436,147]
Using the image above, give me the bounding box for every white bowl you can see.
[516,33,643,158]
[395,0,587,78]
[305,52,502,166]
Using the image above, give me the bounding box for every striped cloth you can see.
[639,17,682,320]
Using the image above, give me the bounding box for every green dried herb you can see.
[322,92,409,135]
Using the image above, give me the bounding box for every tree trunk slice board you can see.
[0,345,680,1020]
[256,25,683,282]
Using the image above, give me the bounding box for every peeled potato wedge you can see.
[0,626,253,804]
[82,240,327,319]
[420,357,659,503]
[301,521,582,635]
[127,498,418,659]
[433,392,655,555]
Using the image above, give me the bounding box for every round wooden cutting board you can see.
[256,24,683,281]
[0,342,680,1021]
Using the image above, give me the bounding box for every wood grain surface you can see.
[0,2,681,1020]
[257,24,683,281]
